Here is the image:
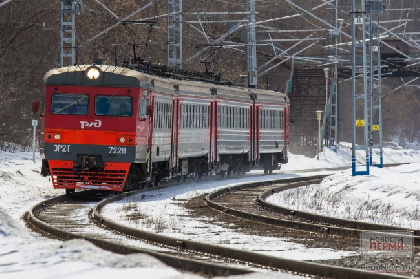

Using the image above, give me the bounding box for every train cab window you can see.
[95,95,132,117]
[139,98,149,117]
[51,93,88,115]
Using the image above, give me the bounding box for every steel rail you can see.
[24,193,251,277]
[258,181,420,244]
[92,176,410,279]
[204,175,413,279]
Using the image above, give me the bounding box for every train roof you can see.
[148,72,288,104]
[43,65,288,105]
[43,65,151,88]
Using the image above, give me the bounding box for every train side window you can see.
[205,106,209,128]
[166,103,169,129]
[229,107,233,128]
[187,105,190,128]
[186,104,190,128]
[280,110,283,129]
[265,110,269,129]
[224,106,228,128]
[244,109,248,128]
[192,105,196,128]
[139,98,149,118]
[153,102,158,129]
[196,105,199,128]
[195,105,198,128]
[240,108,243,128]
[181,104,185,128]
[51,93,88,115]
[157,102,161,129]
[199,105,202,128]
[219,106,222,128]
[220,106,224,128]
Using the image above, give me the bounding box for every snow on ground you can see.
[0,144,419,278]
[104,174,356,261]
[102,144,420,260]
[267,162,420,229]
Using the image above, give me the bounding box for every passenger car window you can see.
[139,98,149,117]
[95,95,132,117]
[51,93,88,115]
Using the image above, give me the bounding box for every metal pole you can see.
[362,0,370,175]
[324,68,329,106]
[376,15,383,168]
[167,0,183,69]
[368,11,374,165]
[32,121,37,162]
[316,111,323,160]
[351,0,357,175]
[247,0,257,88]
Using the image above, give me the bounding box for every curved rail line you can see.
[205,174,420,244]
[24,193,252,277]
[258,182,420,243]
[203,175,414,279]
[91,176,411,279]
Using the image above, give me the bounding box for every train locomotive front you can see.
[40,65,152,193]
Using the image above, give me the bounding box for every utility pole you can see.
[167,0,183,70]
[351,0,385,176]
[367,0,385,168]
[351,0,370,176]
[59,0,82,67]
[327,0,341,151]
[247,0,257,88]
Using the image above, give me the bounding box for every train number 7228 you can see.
[109,147,127,154]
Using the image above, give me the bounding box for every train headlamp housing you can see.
[46,132,63,142]
[85,66,102,81]
[119,136,126,143]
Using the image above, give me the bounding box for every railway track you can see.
[204,175,418,278]
[206,175,420,242]
[24,192,252,277]
[25,173,415,278]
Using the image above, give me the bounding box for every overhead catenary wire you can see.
[92,0,120,20]
[82,0,161,46]
[0,0,13,8]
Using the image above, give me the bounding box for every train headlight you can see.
[119,136,126,143]
[85,66,101,80]
[54,134,61,140]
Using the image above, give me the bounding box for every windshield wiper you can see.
[55,95,87,114]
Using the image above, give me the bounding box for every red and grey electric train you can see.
[39,64,290,193]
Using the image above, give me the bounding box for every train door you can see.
[210,101,217,170]
[255,105,260,166]
[283,105,290,160]
[147,95,155,178]
[171,98,179,178]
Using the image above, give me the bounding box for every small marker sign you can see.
[373,125,380,131]
[356,120,365,127]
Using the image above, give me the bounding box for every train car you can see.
[39,64,290,193]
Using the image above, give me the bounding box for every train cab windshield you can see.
[51,93,88,115]
[95,95,132,117]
